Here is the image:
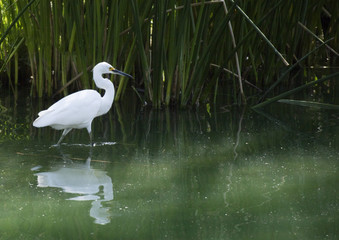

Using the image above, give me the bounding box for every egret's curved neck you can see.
[93,71,115,116]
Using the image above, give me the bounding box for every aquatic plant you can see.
[0,0,338,107]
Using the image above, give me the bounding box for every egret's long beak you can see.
[110,67,133,79]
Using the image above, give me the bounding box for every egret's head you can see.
[93,62,114,75]
[93,62,133,79]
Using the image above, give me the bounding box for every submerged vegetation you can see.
[0,0,338,108]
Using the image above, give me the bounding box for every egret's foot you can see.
[92,142,116,147]
[31,165,42,171]
[50,143,61,148]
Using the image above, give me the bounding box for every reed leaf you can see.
[259,37,335,102]
[0,0,36,46]
[130,0,152,101]
[253,71,339,109]
[115,38,136,101]
[151,0,168,108]
[278,99,339,110]
[229,0,289,66]
[182,2,237,106]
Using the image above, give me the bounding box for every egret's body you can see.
[33,62,132,145]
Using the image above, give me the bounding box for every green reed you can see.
[0,0,338,107]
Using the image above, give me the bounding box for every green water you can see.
[0,94,338,240]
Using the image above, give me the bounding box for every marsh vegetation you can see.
[0,0,338,108]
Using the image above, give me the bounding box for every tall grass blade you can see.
[222,0,245,104]
[298,21,339,56]
[152,0,168,108]
[259,37,335,102]
[253,71,339,109]
[229,0,289,66]
[130,0,152,101]
[278,99,339,110]
[0,0,36,46]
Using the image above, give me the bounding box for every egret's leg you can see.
[87,125,93,146]
[56,128,72,145]
[89,131,93,146]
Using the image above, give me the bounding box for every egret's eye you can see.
[109,67,115,71]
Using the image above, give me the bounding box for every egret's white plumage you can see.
[33,62,132,145]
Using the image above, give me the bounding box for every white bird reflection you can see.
[34,156,113,225]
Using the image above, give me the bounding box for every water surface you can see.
[0,93,338,239]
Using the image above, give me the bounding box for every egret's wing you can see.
[33,90,101,128]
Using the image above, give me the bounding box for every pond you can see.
[0,91,338,239]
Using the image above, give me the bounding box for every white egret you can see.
[33,62,133,146]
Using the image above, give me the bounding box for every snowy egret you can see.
[33,62,133,146]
